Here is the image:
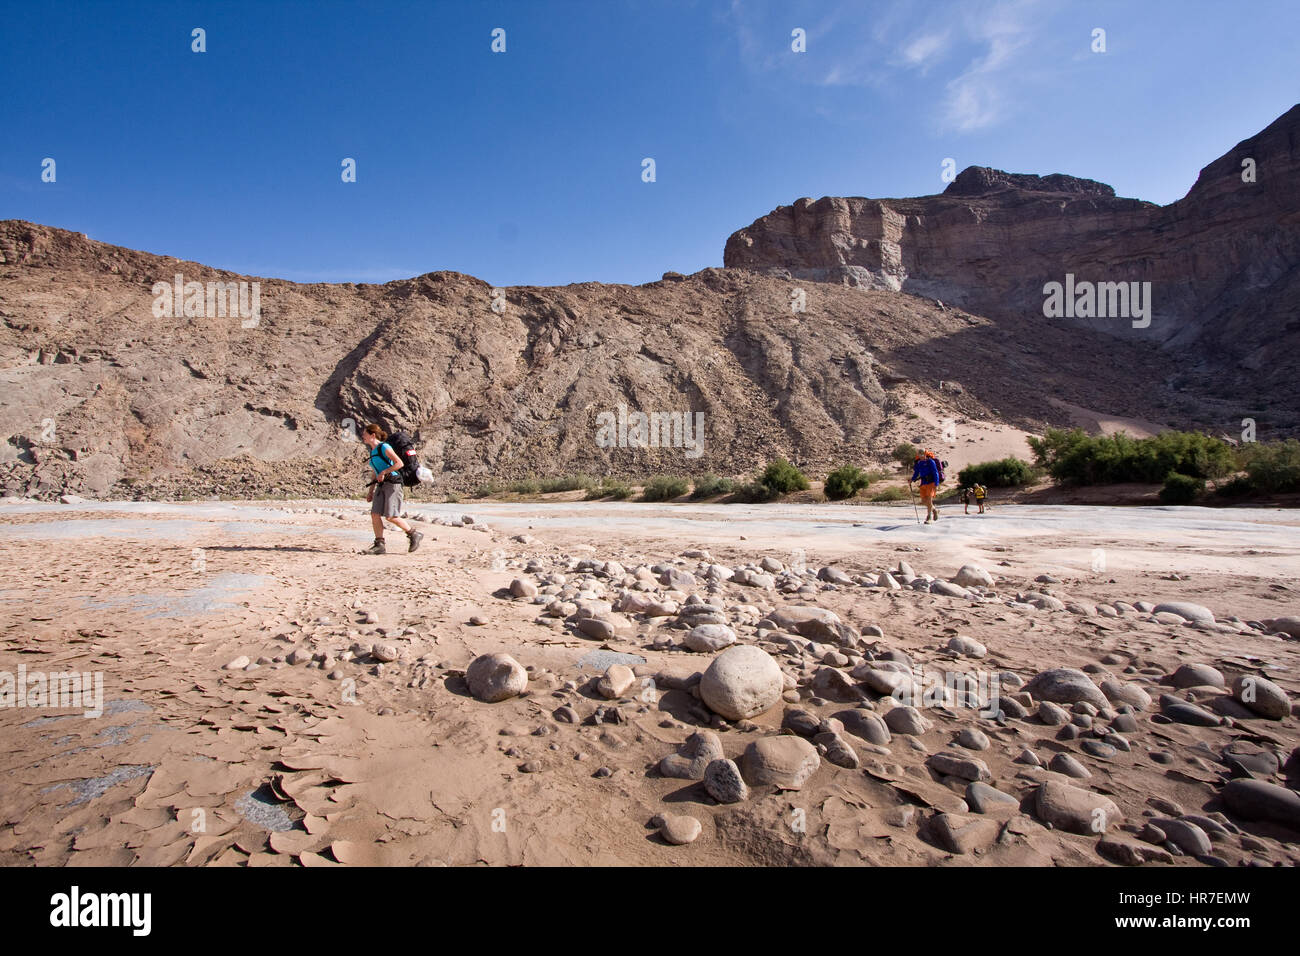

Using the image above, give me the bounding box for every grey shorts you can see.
[371,481,403,517]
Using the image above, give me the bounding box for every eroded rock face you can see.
[724,105,1300,392]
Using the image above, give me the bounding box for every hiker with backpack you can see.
[908,450,943,524]
[361,424,423,554]
[974,482,988,513]
[960,486,972,514]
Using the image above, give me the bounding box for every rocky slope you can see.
[0,221,1212,500]
[725,104,1300,405]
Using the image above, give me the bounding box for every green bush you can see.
[824,464,870,500]
[470,482,500,498]
[538,474,595,494]
[1028,428,1236,485]
[761,458,809,495]
[957,457,1035,488]
[870,487,909,502]
[1159,471,1204,505]
[641,475,690,501]
[1238,439,1300,493]
[892,443,919,469]
[508,478,541,495]
[732,480,778,503]
[585,478,632,500]
[690,474,736,499]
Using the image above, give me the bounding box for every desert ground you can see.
[0,496,1297,866]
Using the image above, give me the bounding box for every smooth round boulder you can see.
[1100,677,1151,711]
[947,635,987,658]
[1231,674,1291,720]
[833,709,891,745]
[684,623,737,653]
[699,645,783,720]
[1263,616,1300,638]
[1170,663,1225,689]
[655,813,702,845]
[1022,668,1109,709]
[952,564,994,588]
[1221,779,1300,830]
[1153,601,1215,623]
[1034,780,1122,835]
[741,736,820,790]
[465,652,528,703]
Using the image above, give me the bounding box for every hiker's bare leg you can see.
[371,514,384,537]
[386,516,413,535]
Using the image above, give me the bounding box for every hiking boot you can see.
[363,538,386,555]
[407,530,424,553]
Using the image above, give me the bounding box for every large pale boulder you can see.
[699,645,784,720]
[741,736,820,789]
[1022,668,1108,709]
[465,652,528,703]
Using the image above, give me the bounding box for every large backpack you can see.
[386,430,422,486]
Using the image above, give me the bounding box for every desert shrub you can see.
[761,458,809,495]
[444,493,460,503]
[1238,439,1300,493]
[870,487,908,502]
[1028,428,1235,484]
[538,474,595,494]
[585,478,632,500]
[1159,471,1204,504]
[824,464,870,500]
[641,475,689,501]
[957,457,1035,488]
[470,482,500,498]
[731,480,778,503]
[508,478,541,495]
[690,474,736,499]
[892,443,919,469]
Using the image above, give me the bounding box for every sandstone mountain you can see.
[725,103,1300,405]
[1,107,1295,500]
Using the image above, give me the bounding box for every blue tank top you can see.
[369,442,395,479]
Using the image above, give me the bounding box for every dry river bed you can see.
[0,498,1297,866]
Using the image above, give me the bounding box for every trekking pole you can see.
[907,481,921,524]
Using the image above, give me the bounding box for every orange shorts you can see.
[919,483,936,502]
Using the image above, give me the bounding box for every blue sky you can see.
[2,0,1296,287]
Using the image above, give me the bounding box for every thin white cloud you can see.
[723,0,1043,131]
[901,31,951,71]
[940,0,1039,131]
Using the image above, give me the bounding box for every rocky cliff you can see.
[725,104,1300,390]
[0,221,1204,500]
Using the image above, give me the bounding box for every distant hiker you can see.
[961,486,972,514]
[909,450,943,524]
[361,424,423,554]
[974,482,987,514]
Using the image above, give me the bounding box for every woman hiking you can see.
[361,424,423,554]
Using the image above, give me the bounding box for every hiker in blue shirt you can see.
[361,423,423,554]
[909,451,943,523]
